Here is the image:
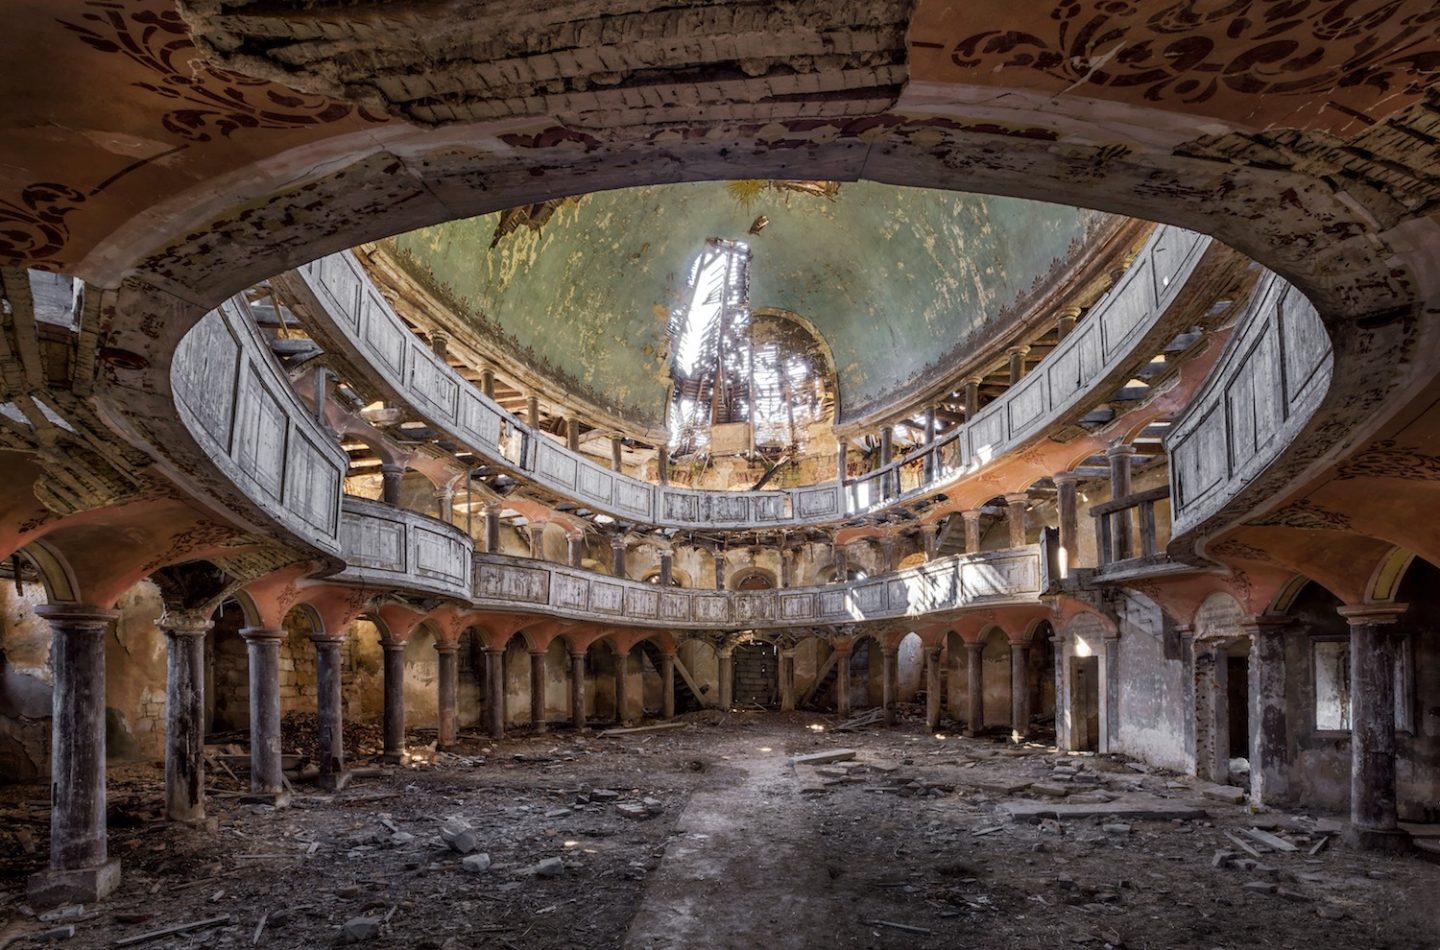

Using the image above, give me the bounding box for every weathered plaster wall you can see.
[1114,592,1191,773]
[383,182,1108,428]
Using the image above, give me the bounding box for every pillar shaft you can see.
[529,524,545,559]
[966,643,984,736]
[435,644,458,750]
[1102,634,1121,755]
[1107,444,1135,561]
[611,541,627,578]
[879,426,893,467]
[485,648,505,739]
[836,437,848,485]
[835,651,852,719]
[661,654,676,719]
[659,552,673,586]
[526,394,540,429]
[241,627,284,794]
[1050,635,1069,752]
[530,651,547,732]
[381,641,406,763]
[1055,475,1080,574]
[484,503,501,554]
[1245,620,1289,804]
[779,652,796,712]
[718,653,734,709]
[480,366,495,399]
[1005,494,1027,548]
[925,647,942,731]
[435,487,454,522]
[919,525,939,562]
[567,418,580,451]
[314,636,345,777]
[162,615,210,823]
[1339,606,1408,848]
[963,376,980,420]
[570,652,587,731]
[881,648,897,725]
[657,449,669,485]
[567,535,583,568]
[962,511,982,553]
[1193,641,1229,783]
[380,464,403,507]
[1007,345,1029,384]
[1010,643,1029,741]
[1057,307,1080,340]
[611,437,624,472]
[613,650,630,723]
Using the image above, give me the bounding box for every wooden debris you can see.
[862,919,932,936]
[252,912,268,946]
[597,722,687,737]
[1308,835,1331,856]
[113,914,232,947]
[1223,831,1264,858]
[1243,827,1298,852]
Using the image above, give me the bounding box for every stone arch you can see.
[978,625,1013,732]
[729,567,777,591]
[677,637,720,711]
[895,631,925,703]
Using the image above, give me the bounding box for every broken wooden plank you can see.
[597,722,687,737]
[113,914,232,947]
[1224,830,1264,858]
[998,798,1208,823]
[1243,827,1298,852]
[791,749,856,767]
[862,919,932,936]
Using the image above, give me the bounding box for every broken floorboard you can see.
[999,797,1209,824]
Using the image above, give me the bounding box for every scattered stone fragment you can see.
[1212,850,1238,868]
[1102,823,1131,835]
[544,808,571,819]
[462,853,492,874]
[791,749,856,766]
[1030,783,1071,798]
[440,818,479,855]
[341,917,381,942]
[32,925,75,943]
[1241,881,1278,895]
[533,857,564,878]
[617,802,650,819]
[589,789,620,801]
[1200,784,1247,805]
[1316,905,1347,920]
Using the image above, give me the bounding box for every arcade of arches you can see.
[1,2,1439,947]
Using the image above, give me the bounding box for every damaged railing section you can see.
[334,496,475,601]
[288,224,1207,531]
[1091,485,1171,574]
[1167,274,1332,538]
[470,545,1048,631]
[172,297,348,555]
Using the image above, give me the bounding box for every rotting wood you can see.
[113,914,232,947]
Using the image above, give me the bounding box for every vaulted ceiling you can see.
[378,182,1111,430]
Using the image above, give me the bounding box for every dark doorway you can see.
[1071,656,1100,752]
[1227,654,1250,759]
[732,641,778,707]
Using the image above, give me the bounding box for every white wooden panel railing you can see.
[334,496,475,601]
[286,224,1208,531]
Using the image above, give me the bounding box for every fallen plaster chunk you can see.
[999,797,1208,824]
[791,749,857,766]
[1199,783,1247,804]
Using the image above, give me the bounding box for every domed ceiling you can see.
[378,182,1113,432]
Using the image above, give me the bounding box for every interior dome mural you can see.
[375,181,1115,432]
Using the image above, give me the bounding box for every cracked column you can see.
[1192,639,1229,784]
[661,652,676,719]
[29,605,121,907]
[570,650,587,732]
[881,643,898,726]
[718,646,734,710]
[313,630,346,783]
[160,610,211,823]
[1244,616,1289,805]
[1338,604,1410,849]
[435,640,459,751]
[1004,493,1028,548]
[965,640,984,737]
[240,626,285,794]
[1010,640,1030,742]
[485,647,505,739]
[925,645,942,732]
[613,648,630,724]
[530,649,547,733]
[381,636,407,764]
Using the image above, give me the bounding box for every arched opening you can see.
[731,638,779,708]
[980,627,1012,732]
[677,639,719,711]
[944,630,967,724]
[896,632,924,703]
[730,568,775,591]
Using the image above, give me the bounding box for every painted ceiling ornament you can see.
[0,183,87,264]
[1245,498,1353,531]
[1334,439,1440,481]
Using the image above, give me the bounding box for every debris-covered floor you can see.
[2,710,1438,949]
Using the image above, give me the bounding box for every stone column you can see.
[240,626,285,794]
[836,437,848,485]
[1057,306,1080,340]
[718,647,734,710]
[962,375,981,419]
[435,641,458,751]
[610,538,627,578]
[529,523,545,559]
[570,651,587,731]
[925,646,942,732]
[779,649,796,712]
[879,426,893,467]
[659,550,674,586]
[480,365,495,398]
[1004,493,1028,547]
[29,606,121,906]
[484,501,502,553]
[1102,632,1121,755]
[713,553,725,590]
[919,524,939,563]
[566,417,580,452]
[879,537,896,574]
[313,632,346,781]
[1050,634,1069,752]
[613,649,630,724]
[922,408,937,481]
[160,611,211,823]
[1242,617,1290,805]
[1007,344,1030,384]
[881,645,897,726]
[962,509,983,553]
[661,653,676,719]
[1177,625,1196,764]
[611,437,623,472]
[311,367,331,428]
[965,641,984,737]
[485,647,505,739]
[567,534,583,568]
[1338,605,1409,849]
[835,646,852,718]
[1106,443,1136,561]
[1010,642,1030,742]
[434,486,454,522]
[380,464,404,506]
[529,650,547,733]
[526,394,540,429]
[1192,640,1229,784]
[657,449,669,485]
[430,331,449,359]
[833,542,848,582]
[381,638,406,764]
[1054,473,1080,574]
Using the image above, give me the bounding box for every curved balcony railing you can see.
[172,297,348,555]
[1166,273,1332,538]
[334,496,475,601]
[285,224,1211,532]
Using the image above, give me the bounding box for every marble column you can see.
[965,641,984,737]
[1106,443,1136,561]
[313,632,346,781]
[1338,605,1410,849]
[881,646,897,726]
[1244,617,1290,805]
[1053,474,1080,575]
[380,464,404,506]
[613,649,630,724]
[779,649,796,712]
[962,509,983,553]
[718,648,734,710]
[159,610,211,823]
[1004,493,1028,548]
[29,606,121,906]
[240,626,285,793]
[381,638,406,764]
[570,651,587,731]
[529,650,547,733]
[484,647,505,739]
[925,646,942,732]
[1010,641,1029,742]
[661,653,676,719]
[435,641,458,751]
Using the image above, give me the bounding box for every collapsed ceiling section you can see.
[375,181,1116,434]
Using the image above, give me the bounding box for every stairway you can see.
[638,640,702,713]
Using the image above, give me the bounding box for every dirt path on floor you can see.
[625,748,835,949]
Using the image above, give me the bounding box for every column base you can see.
[316,771,353,792]
[28,858,121,908]
[1345,826,1412,851]
[381,752,404,765]
[240,790,291,808]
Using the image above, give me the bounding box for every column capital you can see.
[659,651,677,661]
[917,523,939,537]
[1337,603,1408,627]
[1058,305,1083,319]
[482,645,505,656]
[961,508,983,523]
[310,633,346,647]
[528,648,548,658]
[1003,492,1029,506]
[925,643,943,657]
[433,641,459,655]
[610,536,628,550]
[1052,471,1082,486]
[156,609,214,636]
[1105,442,1137,459]
[380,462,406,476]
[961,374,984,387]
[569,651,587,662]
[379,637,409,651]
[36,604,119,626]
[1006,343,1031,356]
[1240,614,1292,634]
[239,626,284,643]
[484,500,503,514]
